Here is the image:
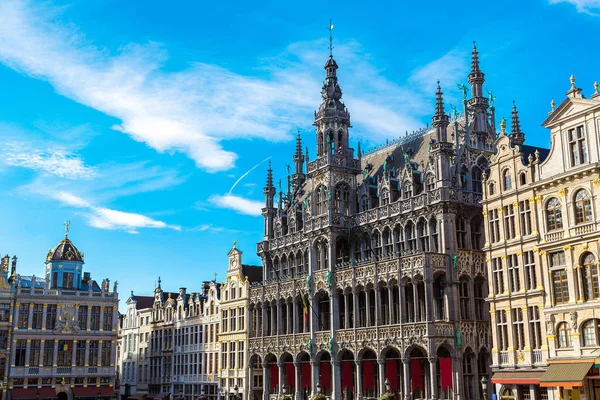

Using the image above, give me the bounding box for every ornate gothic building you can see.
[248,45,495,400]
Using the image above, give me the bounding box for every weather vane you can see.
[63,220,71,236]
[329,19,334,57]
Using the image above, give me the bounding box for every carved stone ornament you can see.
[570,311,578,331]
[545,314,555,335]
[54,304,80,334]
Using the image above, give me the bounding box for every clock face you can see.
[230,258,238,268]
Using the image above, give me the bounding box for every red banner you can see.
[363,360,375,391]
[341,360,354,390]
[386,360,398,390]
[411,359,423,392]
[320,361,332,391]
[301,363,311,389]
[270,364,279,391]
[440,357,453,391]
[286,362,296,388]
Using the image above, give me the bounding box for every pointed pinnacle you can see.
[435,81,445,116]
[471,41,480,74]
[511,100,521,134]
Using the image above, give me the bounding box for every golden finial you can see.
[595,81,599,93]
[233,240,237,249]
[528,153,533,165]
[63,220,71,238]
[535,149,540,161]
[550,99,555,111]
[500,117,506,135]
[482,171,487,181]
[570,74,576,88]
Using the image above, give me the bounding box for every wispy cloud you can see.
[2,141,97,179]
[208,194,263,216]
[54,191,180,234]
[549,0,600,14]
[0,1,472,173]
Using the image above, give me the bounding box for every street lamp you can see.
[480,376,488,400]
[199,386,206,400]
[233,385,239,400]
[384,378,390,393]
[316,382,321,394]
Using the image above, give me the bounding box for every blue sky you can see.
[0,0,596,307]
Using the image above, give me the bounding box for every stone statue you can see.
[545,314,555,335]
[326,270,332,288]
[329,336,334,353]
[307,338,313,353]
[306,275,311,291]
[452,254,459,271]
[113,280,118,293]
[457,83,468,100]
[456,328,462,349]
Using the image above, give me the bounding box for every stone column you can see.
[24,339,30,366]
[262,360,269,400]
[353,288,360,328]
[402,358,410,400]
[311,360,320,396]
[41,304,48,330]
[38,340,45,367]
[52,340,58,366]
[86,305,92,331]
[413,283,419,322]
[377,359,385,397]
[278,361,284,396]
[424,278,433,323]
[333,360,341,400]
[375,284,382,326]
[428,357,438,400]
[27,303,33,330]
[365,289,371,327]
[388,286,394,324]
[294,361,302,400]
[344,293,350,329]
[71,340,77,366]
[356,360,363,400]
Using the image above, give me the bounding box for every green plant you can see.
[379,393,395,400]
[311,394,327,400]
[277,396,292,400]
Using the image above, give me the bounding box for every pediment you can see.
[542,97,598,127]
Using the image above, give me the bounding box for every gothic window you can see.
[574,189,593,224]
[512,308,525,350]
[315,186,327,215]
[296,204,303,231]
[529,306,542,350]
[550,251,569,304]
[317,132,324,156]
[382,229,393,257]
[316,292,331,331]
[470,217,482,249]
[569,125,588,166]
[583,319,600,347]
[405,222,416,252]
[488,182,495,195]
[472,167,483,194]
[334,184,351,215]
[426,173,435,192]
[582,252,600,300]
[281,255,288,276]
[489,209,500,243]
[372,231,382,259]
[433,275,446,320]
[459,277,471,319]
[380,188,390,206]
[546,198,563,231]
[336,238,350,264]
[360,195,369,212]
[394,225,404,254]
[557,322,572,348]
[417,219,429,252]
[403,181,412,199]
[502,169,512,191]
[462,349,475,400]
[474,277,485,320]
[430,218,439,252]
[456,217,467,249]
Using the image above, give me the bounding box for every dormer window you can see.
[569,125,588,166]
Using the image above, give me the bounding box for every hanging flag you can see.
[301,295,309,323]
[63,343,69,351]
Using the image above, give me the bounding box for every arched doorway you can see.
[280,352,295,394]
[296,352,311,400]
[264,354,278,396]
[383,348,402,397]
[436,346,453,399]
[57,392,68,400]
[408,347,428,400]
[248,354,263,400]
[317,352,332,396]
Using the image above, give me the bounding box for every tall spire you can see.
[509,100,525,147]
[432,81,449,142]
[329,19,334,58]
[265,161,273,189]
[468,41,486,101]
[293,130,305,177]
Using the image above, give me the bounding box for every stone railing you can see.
[572,222,595,236]
[544,231,564,242]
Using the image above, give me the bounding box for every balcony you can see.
[544,231,564,242]
[532,349,543,364]
[499,351,509,365]
[571,222,595,236]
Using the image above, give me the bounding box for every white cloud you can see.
[549,0,600,14]
[0,1,473,173]
[52,190,180,234]
[2,141,97,179]
[208,194,263,216]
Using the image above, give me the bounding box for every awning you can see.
[540,362,594,387]
[492,370,546,385]
[153,393,169,400]
[72,387,116,398]
[127,394,146,400]
[11,388,56,399]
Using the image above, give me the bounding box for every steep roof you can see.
[46,235,84,263]
[242,265,262,283]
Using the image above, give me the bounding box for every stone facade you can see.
[248,44,494,400]
[484,77,600,400]
[5,231,119,400]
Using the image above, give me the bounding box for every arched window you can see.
[557,322,572,348]
[546,198,563,231]
[426,174,435,192]
[380,188,390,206]
[583,319,599,347]
[334,184,351,215]
[575,189,593,224]
[472,167,482,194]
[488,182,495,195]
[459,277,471,319]
[502,169,512,191]
[360,195,368,212]
[519,172,527,186]
[403,181,413,199]
[315,186,327,215]
[583,253,599,300]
